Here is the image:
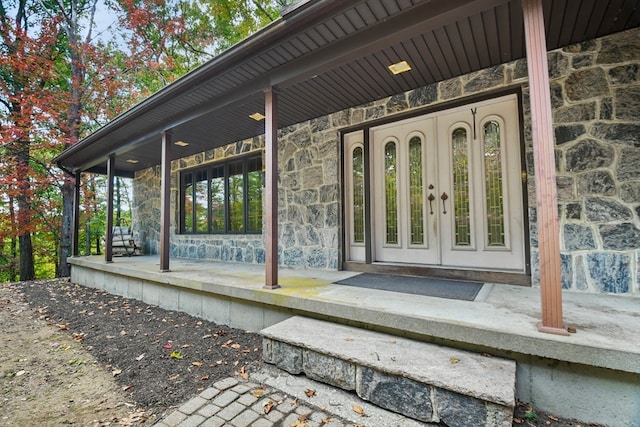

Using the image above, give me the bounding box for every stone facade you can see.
[133,27,640,295]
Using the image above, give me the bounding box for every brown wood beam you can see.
[160,131,172,272]
[264,88,280,289]
[72,172,81,257]
[105,155,115,263]
[522,0,568,336]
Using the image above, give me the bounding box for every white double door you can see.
[344,95,525,271]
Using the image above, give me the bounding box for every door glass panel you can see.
[183,172,194,233]
[452,127,471,246]
[352,146,365,243]
[210,166,225,232]
[384,141,398,244]
[408,136,424,245]
[228,161,244,232]
[483,120,505,246]
[194,169,208,233]
[246,157,263,232]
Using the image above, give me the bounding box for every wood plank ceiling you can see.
[55,0,640,176]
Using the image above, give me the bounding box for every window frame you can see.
[179,153,263,235]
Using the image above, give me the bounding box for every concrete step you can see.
[261,316,516,426]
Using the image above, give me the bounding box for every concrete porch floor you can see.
[68,255,640,425]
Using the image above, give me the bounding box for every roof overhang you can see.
[54,0,640,177]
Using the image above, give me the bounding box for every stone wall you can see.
[519,29,640,294]
[132,27,640,294]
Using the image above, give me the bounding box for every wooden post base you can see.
[263,283,281,290]
[537,322,570,336]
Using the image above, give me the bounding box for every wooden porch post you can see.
[264,88,281,289]
[105,155,115,263]
[72,172,81,257]
[522,0,568,335]
[160,131,172,272]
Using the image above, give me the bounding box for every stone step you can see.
[261,316,516,426]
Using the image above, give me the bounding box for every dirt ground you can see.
[1,279,600,426]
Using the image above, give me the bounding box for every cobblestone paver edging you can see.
[154,376,355,427]
[154,365,427,427]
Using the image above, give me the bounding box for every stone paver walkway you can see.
[153,366,426,427]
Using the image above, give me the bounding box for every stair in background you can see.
[262,316,516,426]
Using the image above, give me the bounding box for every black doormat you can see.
[334,273,483,301]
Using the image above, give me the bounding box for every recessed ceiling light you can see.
[125,159,139,164]
[249,112,266,121]
[388,60,412,75]
[174,140,189,147]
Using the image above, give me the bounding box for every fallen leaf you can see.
[168,374,180,381]
[122,385,134,391]
[290,398,298,407]
[344,337,354,341]
[263,400,274,414]
[353,404,365,416]
[237,366,249,379]
[181,344,191,348]
[57,324,68,331]
[120,330,127,336]
[192,361,203,367]
[548,415,559,421]
[15,370,26,377]
[252,389,264,397]
[231,343,241,349]
[201,375,209,381]
[304,389,316,397]
[163,343,173,349]
[112,368,122,377]
[136,354,145,361]
[242,348,250,354]
[233,360,239,366]
[170,351,183,359]
[450,358,460,364]
[322,418,333,424]
[298,413,308,421]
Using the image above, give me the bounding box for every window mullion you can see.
[224,163,230,233]
[243,158,248,234]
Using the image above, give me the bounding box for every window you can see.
[180,154,263,234]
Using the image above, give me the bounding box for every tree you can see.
[0,0,293,281]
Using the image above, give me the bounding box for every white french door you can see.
[344,94,526,272]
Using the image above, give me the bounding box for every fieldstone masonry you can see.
[133,27,640,295]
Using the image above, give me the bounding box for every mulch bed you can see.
[12,278,601,427]
[13,278,263,422]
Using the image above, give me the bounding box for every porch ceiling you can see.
[55,0,640,177]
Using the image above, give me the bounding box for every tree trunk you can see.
[57,0,83,278]
[58,174,75,277]
[16,140,35,281]
[18,223,35,281]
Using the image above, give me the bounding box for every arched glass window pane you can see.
[452,127,471,246]
[409,136,424,245]
[484,121,505,246]
[352,146,365,243]
[384,141,398,244]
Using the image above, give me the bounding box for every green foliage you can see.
[1,0,291,281]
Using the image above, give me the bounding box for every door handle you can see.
[441,192,449,214]
[427,193,435,215]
